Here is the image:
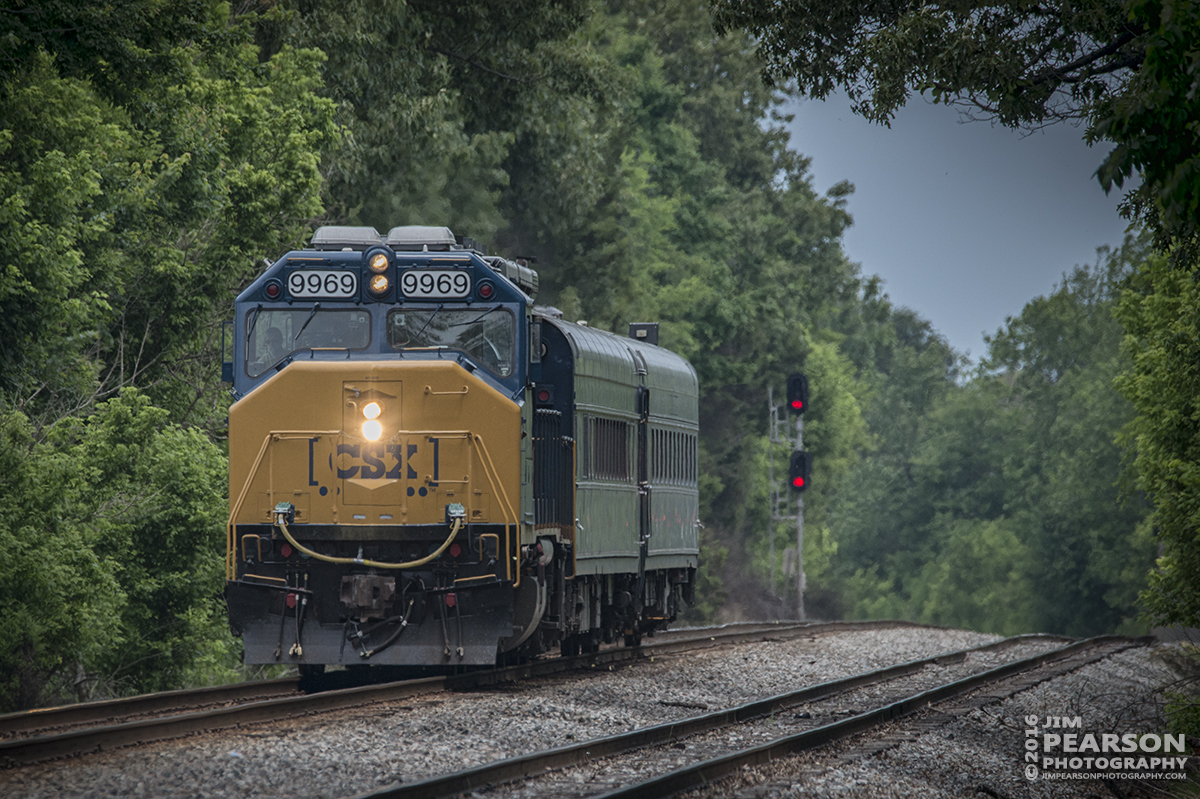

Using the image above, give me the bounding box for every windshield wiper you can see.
[411,303,444,343]
[294,302,320,341]
[447,304,502,327]
[247,303,263,339]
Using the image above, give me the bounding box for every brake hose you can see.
[274,514,463,569]
[361,597,415,659]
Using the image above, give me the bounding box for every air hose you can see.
[273,512,463,570]
[361,598,415,659]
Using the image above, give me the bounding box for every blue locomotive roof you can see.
[230,227,535,399]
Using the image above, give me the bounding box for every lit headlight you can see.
[368,253,389,273]
[363,401,381,420]
[363,420,383,441]
[368,274,389,295]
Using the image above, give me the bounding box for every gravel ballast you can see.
[0,627,1186,799]
[687,644,1195,799]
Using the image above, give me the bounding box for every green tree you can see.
[255,0,617,243]
[833,241,1154,635]
[0,0,337,428]
[502,0,875,619]
[712,0,1196,628]
[51,391,231,697]
[986,239,1155,633]
[0,410,124,710]
[1116,252,1200,627]
[0,391,228,710]
[1091,1,1200,259]
[711,0,1198,257]
[0,0,336,706]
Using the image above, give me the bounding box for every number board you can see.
[401,269,472,299]
[288,270,358,299]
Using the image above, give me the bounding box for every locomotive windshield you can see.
[387,307,515,377]
[245,307,371,377]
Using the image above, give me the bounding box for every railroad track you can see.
[0,677,302,742]
[344,634,1141,799]
[0,618,913,768]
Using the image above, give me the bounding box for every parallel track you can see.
[0,677,300,740]
[345,634,1138,799]
[1,618,910,767]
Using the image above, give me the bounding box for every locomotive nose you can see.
[225,358,522,666]
[228,359,520,532]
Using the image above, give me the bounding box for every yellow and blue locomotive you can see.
[224,226,699,671]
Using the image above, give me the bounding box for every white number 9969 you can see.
[288,270,357,298]
[401,270,472,299]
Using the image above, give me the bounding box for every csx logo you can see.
[336,443,418,480]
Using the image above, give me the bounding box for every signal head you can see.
[786,373,808,415]
[788,450,812,493]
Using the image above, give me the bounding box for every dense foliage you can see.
[0,0,337,709]
[711,0,1199,630]
[833,239,1154,635]
[0,0,1166,710]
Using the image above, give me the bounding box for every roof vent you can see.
[386,225,456,251]
[484,256,539,300]
[629,323,659,346]
[311,226,383,251]
[454,234,487,254]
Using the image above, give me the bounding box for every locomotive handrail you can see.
[226,430,342,580]
[227,428,519,584]
[470,433,520,586]
[423,384,469,396]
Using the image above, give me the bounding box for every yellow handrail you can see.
[227,430,341,580]
[471,433,520,585]
[227,428,520,584]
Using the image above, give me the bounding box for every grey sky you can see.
[782,93,1133,361]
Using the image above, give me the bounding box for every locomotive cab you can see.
[224,226,698,671]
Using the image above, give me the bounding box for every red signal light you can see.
[478,281,495,299]
[445,593,457,608]
[787,374,808,416]
[449,543,462,558]
[788,450,811,493]
[265,281,281,299]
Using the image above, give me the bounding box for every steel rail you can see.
[0,676,444,768]
[592,635,1146,799]
[0,618,873,767]
[345,633,1080,799]
[0,618,831,740]
[0,620,815,744]
[0,677,300,738]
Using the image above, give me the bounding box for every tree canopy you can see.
[713,0,1200,630]
[0,0,1170,709]
[832,239,1154,635]
[711,0,1199,258]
